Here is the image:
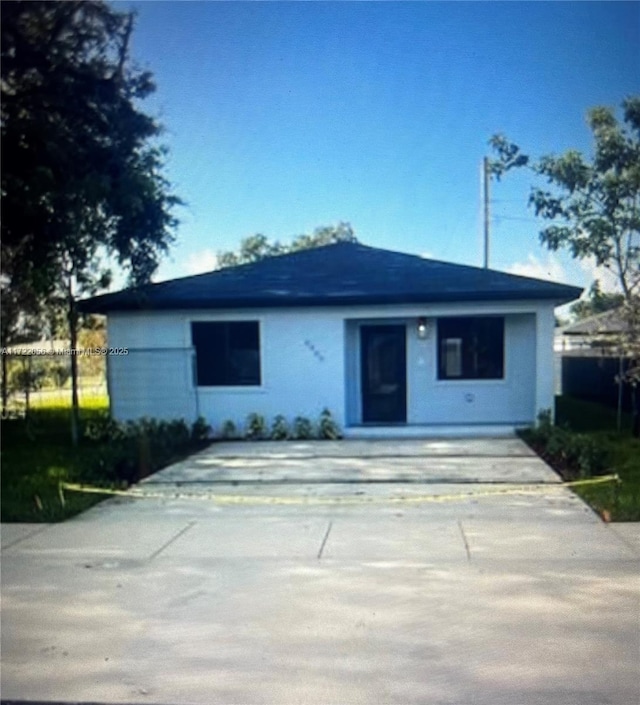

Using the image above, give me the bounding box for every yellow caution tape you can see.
[59,474,620,507]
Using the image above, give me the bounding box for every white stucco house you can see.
[80,242,582,437]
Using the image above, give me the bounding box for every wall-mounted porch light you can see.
[417,317,429,340]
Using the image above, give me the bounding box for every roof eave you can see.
[78,288,583,314]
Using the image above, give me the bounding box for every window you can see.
[191,321,261,386]
[437,317,504,380]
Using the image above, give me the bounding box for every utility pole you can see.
[483,156,490,269]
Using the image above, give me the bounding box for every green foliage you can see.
[318,408,342,440]
[2,408,213,522]
[191,416,211,442]
[293,416,314,440]
[45,361,72,389]
[490,98,640,404]
[2,0,181,294]
[270,414,290,440]
[81,415,205,483]
[84,414,126,443]
[573,436,610,478]
[245,412,267,440]
[217,222,357,268]
[489,98,639,301]
[526,408,554,445]
[1,1,181,435]
[570,281,625,321]
[289,222,357,252]
[218,234,283,268]
[220,420,238,440]
[226,410,343,441]
[9,361,46,396]
[523,410,611,480]
[521,397,640,521]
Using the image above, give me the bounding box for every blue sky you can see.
[115,1,639,292]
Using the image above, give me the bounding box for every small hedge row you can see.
[220,408,342,441]
[520,410,611,480]
[83,415,211,484]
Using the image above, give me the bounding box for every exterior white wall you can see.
[106,300,557,432]
[345,310,536,427]
[107,349,196,421]
[106,315,197,422]
[407,313,536,425]
[191,309,346,430]
[535,303,557,420]
[107,308,346,429]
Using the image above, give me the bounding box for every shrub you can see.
[521,411,611,481]
[527,408,554,445]
[545,425,569,460]
[83,414,126,442]
[573,435,610,477]
[165,419,192,452]
[318,408,341,440]
[293,416,314,440]
[82,416,198,483]
[220,420,238,440]
[270,414,290,440]
[191,416,211,442]
[245,413,267,440]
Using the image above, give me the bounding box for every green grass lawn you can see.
[554,396,640,522]
[1,401,113,522]
[1,398,210,522]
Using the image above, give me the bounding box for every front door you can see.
[360,325,407,423]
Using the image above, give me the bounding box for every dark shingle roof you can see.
[79,242,583,313]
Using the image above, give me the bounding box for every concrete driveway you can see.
[1,438,639,705]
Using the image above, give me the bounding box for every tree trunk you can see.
[23,357,31,416]
[67,282,80,446]
[1,351,7,416]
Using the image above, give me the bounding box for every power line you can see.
[493,215,540,223]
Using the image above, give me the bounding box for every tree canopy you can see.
[217,221,357,268]
[489,97,639,301]
[489,97,640,431]
[570,281,625,321]
[1,0,181,434]
[1,0,181,314]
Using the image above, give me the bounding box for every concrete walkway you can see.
[141,438,559,485]
[1,439,639,705]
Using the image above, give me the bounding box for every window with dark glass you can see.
[191,321,261,386]
[437,317,504,380]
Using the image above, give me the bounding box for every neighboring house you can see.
[560,308,633,412]
[562,308,630,348]
[79,242,582,437]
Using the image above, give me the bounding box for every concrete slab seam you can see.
[457,520,472,561]
[147,521,196,560]
[317,520,333,560]
[0,524,52,550]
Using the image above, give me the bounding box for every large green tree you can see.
[1,1,181,438]
[489,97,639,301]
[489,97,640,432]
[217,221,357,268]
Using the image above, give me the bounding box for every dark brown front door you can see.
[360,325,407,423]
